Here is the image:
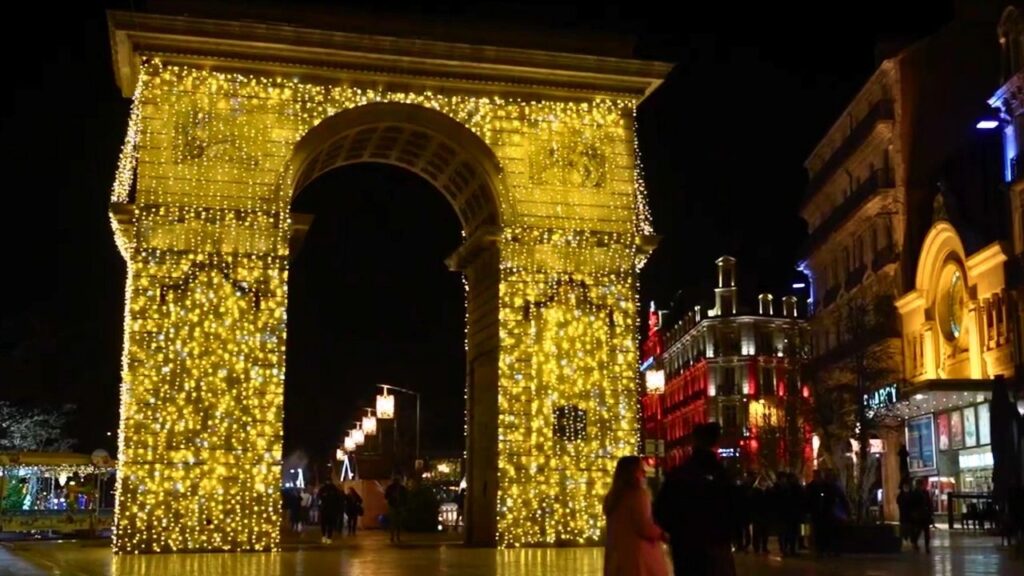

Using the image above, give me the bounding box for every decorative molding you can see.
[965,241,1010,279]
[107,11,673,100]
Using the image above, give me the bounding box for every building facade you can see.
[801,4,1013,521]
[641,257,812,475]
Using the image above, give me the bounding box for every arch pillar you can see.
[447,227,501,546]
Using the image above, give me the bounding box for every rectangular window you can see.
[760,365,776,396]
[722,404,738,429]
[719,365,736,396]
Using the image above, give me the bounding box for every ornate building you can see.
[640,257,812,474]
[801,3,1010,521]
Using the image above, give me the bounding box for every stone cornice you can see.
[805,60,897,171]
[965,241,1009,279]
[107,11,673,101]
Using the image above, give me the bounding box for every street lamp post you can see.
[645,368,666,481]
[376,384,422,462]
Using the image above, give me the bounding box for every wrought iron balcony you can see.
[805,99,895,196]
[844,265,867,292]
[871,244,900,272]
[806,167,895,251]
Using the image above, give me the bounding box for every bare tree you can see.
[0,402,76,452]
[807,295,901,523]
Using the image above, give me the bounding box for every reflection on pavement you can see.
[0,530,1020,576]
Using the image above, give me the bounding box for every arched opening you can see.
[286,163,465,465]
[285,103,504,545]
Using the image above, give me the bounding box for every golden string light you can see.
[111,59,650,551]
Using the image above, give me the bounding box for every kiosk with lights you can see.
[0,451,116,535]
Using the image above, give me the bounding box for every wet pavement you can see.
[0,530,1020,575]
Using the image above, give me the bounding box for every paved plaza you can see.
[0,531,1021,576]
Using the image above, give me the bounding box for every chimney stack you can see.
[714,256,737,316]
[782,295,799,318]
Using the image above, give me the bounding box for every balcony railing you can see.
[806,167,895,251]
[822,285,840,308]
[871,244,899,272]
[844,265,867,292]
[805,99,895,196]
[806,320,901,372]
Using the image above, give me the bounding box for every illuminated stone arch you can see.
[106,8,670,552]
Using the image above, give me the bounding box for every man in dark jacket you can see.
[654,422,736,576]
[316,482,343,544]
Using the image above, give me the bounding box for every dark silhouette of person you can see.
[773,472,803,556]
[316,482,343,544]
[806,469,848,556]
[896,482,911,543]
[749,477,770,554]
[345,487,363,536]
[385,476,409,543]
[908,478,933,553]
[653,422,736,576]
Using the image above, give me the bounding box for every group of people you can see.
[897,478,936,553]
[602,422,868,576]
[729,471,806,556]
[603,422,735,576]
[284,484,364,544]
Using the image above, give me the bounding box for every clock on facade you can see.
[944,267,966,340]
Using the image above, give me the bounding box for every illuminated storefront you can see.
[885,217,1010,514]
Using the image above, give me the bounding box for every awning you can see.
[872,379,992,422]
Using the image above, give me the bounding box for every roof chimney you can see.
[782,295,799,318]
[714,256,738,316]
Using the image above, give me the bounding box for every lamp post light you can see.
[376,386,396,419]
[362,408,377,436]
[351,422,365,447]
[645,369,666,395]
[645,368,666,482]
[376,384,422,462]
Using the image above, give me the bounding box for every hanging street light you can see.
[375,383,422,461]
[645,368,666,395]
[343,435,356,452]
[376,386,396,419]
[351,423,365,447]
[362,408,377,436]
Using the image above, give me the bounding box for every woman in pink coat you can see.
[604,456,670,576]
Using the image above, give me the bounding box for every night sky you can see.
[0,1,955,462]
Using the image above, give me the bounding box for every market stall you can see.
[0,450,116,535]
